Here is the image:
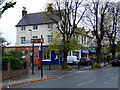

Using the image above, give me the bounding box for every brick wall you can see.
[2,69,28,79]
[5,46,39,65]
[2,62,29,79]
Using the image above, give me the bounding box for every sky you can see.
[0,0,49,45]
[0,0,120,46]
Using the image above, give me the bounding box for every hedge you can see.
[2,56,23,71]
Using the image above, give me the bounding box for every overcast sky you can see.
[0,0,49,45]
[0,0,120,45]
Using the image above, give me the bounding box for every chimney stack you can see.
[47,3,53,12]
[22,7,27,17]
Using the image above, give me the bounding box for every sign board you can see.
[31,38,44,43]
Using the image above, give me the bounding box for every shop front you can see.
[39,46,62,65]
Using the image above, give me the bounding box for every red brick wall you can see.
[5,46,39,65]
[2,62,29,79]
[2,69,28,79]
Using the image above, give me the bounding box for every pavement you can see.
[1,63,111,89]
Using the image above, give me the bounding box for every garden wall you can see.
[2,62,28,79]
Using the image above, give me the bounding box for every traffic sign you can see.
[31,38,44,43]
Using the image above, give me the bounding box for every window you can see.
[33,36,38,39]
[73,35,75,38]
[82,37,84,44]
[42,50,50,60]
[48,24,53,29]
[48,35,53,43]
[33,25,38,30]
[76,36,79,42]
[84,37,86,44]
[55,51,59,60]
[21,26,26,31]
[21,37,26,44]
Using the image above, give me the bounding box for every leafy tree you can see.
[85,0,110,63]
[46,0,87,69]
[0,0,16,17]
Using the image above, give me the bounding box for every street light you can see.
[29,29,34,74]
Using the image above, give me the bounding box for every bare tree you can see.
[105,2,120,60]
[46,0,87,69]
[85,0,110,63]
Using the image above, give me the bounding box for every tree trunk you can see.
[96,43,102,63]
[62,45,68,69]
[62,50,68,69]
[111,44,116,60]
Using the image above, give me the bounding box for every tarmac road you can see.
[12,66,119,88]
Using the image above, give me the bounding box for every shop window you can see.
[55,51,59,60]
[42,49,50,60]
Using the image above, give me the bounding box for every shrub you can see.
[61,65,72,70]
[2,56,23,70]
[93,63,101,68]
[7,49,24,60]
[2,56,9,71]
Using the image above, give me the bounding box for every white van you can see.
[67,56,79,64]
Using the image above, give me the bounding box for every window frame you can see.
[48,24,53,29]
[21,26,26,32]
[33,25,38,30]
[21,37,26,44]
[47,35,53,43]
[33,36,38,39]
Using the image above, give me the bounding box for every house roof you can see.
[16,11,59,27]
[74,27,94,38]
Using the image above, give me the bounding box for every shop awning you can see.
[81,50,89,54]
[89,47,96,53]
[89,50,96,53]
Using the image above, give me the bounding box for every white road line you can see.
[103,74,113,78]
[75,71,87,74]
[77,79,96,86]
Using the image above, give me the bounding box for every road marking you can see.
[77,79,96,86]
[103,74,113,78]
[75,71,87,74]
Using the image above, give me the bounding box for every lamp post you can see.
[29,29,34,74]
[41,35,43,78]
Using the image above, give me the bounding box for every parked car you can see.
[78,57,93,66]
[67,56,79,64]
[112,58,120,66]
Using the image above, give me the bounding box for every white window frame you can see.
[48,24,53,30]
[33,25,38,31]
[48,35,53,43]
[21,37,26,44]
[21,26,26,32]
[33,36,38,39]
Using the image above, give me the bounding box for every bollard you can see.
[78,63,80,69]
[49,64,51,70]
[91,62,93,69]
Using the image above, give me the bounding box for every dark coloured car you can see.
[112,58,120,66]
[78,57,93,66]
